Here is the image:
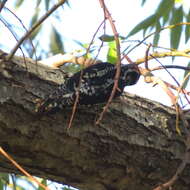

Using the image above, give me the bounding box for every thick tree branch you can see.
[0,50,190,190]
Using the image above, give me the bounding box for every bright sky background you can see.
[0,0,190,107]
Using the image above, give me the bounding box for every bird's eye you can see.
[126,71,140,85]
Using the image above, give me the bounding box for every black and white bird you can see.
[37,62,140,113]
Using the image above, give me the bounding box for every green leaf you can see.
[175,0,183,3]
[185,10,190,43]
[37,179,47,190]
[14,0,25,8]
[36,0,42,7]
[28,9,43,40]
[63,187,73,190]
[107,41,117,64]
[155,0,175,18]
[29,9,39,27]
[45,0,50,11]
[99,34,115,42]
[127,14,157,38]
[153,21,161,46]
[185,25,190,43]
[162,8,171,26]
[0,173,9,189]
[170,6,183,50]
[50,27,64,54]
[183,61,190,88]
[0,180,3,190]
[65,0,71,7]
[141,0,147,6]
[99,34,125,42]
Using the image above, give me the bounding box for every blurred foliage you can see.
[12,0,68,59]
[14,0,70,11]
[7,0,190,59]
[183,61,190,88]
[128,0,190,50]
[50,26,65,54]
[0,174,73,190]
[0,173,9,189]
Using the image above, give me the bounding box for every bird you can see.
[37,62,140,113]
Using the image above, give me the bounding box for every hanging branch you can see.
[96,0,121,125]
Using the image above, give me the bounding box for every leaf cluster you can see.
[13,0,69,58]
[127,0,190,50]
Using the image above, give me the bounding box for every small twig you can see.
[7,0,66,61]
[122,54,133,64]
[95,19,106,61]
[5,7,37,63]
[145,44,151,70]
[96,0,121,125]
[150,65,190,72]
[141,66,183,134]
[0,17,27,68]
[164,81,190,97]
[150,54,190,108]
[136,50,190,65]
[67,19,105,129]
[0,147,50,190]
[175,72,190,105]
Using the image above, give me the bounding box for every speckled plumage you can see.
[37,62,140,113]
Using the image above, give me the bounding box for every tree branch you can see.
[0,50,190,190]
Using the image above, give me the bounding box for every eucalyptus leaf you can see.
[170,6,183,50]
[127,14,157,38]
[99,34,115,42]
[14,0,25,8]
[153,21,161,47]
[155,0,175,18]
[141,0,147,6]
[183,61,190,88]
[45,0,50,11]
[185,10,190,43]
[36,0,42,7]
[50,27,64,54]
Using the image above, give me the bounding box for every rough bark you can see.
[0,50,190,190]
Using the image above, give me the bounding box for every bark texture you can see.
[0,50,190,190]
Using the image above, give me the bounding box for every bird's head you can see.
[122,63,140,86]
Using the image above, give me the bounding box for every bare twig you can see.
[150,54,190,108]
[0,147,50,190]
[145,44,151,70]
[96,0,121,125]
[94,19,106,61]
[150,65,190,71]
[68,19,105,129]
[164,81,190,97]
[7,0,66,61]
[136,50,190,65]
[5,7,37,62]
[0,17,27,68]
[176,72,190,105]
